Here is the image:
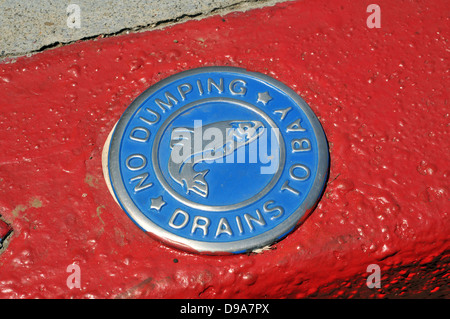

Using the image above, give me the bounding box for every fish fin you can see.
[170,128,193,148]
[195,169,209,178]
[181,180,189,194]
[191,184,209,198]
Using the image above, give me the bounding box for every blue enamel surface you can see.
[113,70,322,244]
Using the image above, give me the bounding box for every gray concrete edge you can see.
[0,0,287,62]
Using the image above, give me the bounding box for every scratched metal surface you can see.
[0,0,448,298]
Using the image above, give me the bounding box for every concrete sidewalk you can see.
[0,0,282,58]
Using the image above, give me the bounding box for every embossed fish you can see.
[168,120,265,198]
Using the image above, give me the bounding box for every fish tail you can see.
[186,169,209,198]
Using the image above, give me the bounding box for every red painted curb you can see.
[0,219,12,246]
[0,0,448,298]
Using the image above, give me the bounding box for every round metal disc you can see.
[105,66,329,254]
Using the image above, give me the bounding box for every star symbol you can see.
[150,196,166,212]
[257,91,273,105]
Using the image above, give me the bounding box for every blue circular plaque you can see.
[105,67,329,254]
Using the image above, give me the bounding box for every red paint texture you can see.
[0,0,448,298]
[0,219,12,246]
